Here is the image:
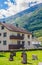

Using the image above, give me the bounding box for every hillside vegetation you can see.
[15,7,42,39]
[0,3,42,41]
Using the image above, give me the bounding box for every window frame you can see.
[3,32,7,37]
[3,40,7,45]
[0,41,1,44]
[28,35,30,39]
[28,41,30,46]
[0,33,1,36]
[1,26,4,30]
[17,41,20,45]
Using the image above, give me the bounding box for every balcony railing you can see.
[9,44,24,49]
[10,35,24,40]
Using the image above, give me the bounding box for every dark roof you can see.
[0,22,32,34]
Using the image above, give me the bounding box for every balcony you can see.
[10,35,24,40]
[9,44,24,49]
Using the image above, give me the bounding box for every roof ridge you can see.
[0,22,32,34]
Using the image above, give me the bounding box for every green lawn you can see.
[0,50,42,65]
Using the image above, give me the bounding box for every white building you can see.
[0,22,33,51]
[32,37,41,49]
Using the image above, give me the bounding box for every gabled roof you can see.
[0,22,32,34]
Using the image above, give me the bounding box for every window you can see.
[17,41,21,45]
[0,41,1,44]
[0,33,1,36]
[17,33,20,36]
[28,35,30,39]
[28,41,30,46]
[3,32,7,37]
[17,41,20,45]
[22,41,25,45]
[3,41,7,45]
[22,34,24,37]
[1,26,4,30]
[22,41,25,44]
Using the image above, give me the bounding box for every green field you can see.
[0,50,42,65]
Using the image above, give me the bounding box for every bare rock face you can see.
[21,51,27,64]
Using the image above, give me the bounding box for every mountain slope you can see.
[0,3,42,38]
[14,6,42,38]
[0,3,42,23]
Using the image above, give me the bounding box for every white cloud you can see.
[0,0,42,19]
[4,1,8,4]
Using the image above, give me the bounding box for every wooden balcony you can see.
[9,44,24,49]
[10,35,24,40]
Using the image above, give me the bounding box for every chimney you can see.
[16,24,18,27]
[3,21,5,23]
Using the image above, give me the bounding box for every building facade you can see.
[0,22,33,51]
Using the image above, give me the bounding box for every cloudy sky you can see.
[0,0,42,19]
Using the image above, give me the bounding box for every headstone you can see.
[32,54,38,60]
[9,52,14,61]
[21,51,27,64]
[13,52,16,56]
[21,52,24,57]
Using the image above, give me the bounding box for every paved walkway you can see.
[38,62,42,65]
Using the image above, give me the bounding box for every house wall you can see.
[10,32,23,44]
[0,24,10,50]
[23,34,33,49]
[0,24,33,50]
[10,32,33,49]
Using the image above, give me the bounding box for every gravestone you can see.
[9,52,16,61]
[32,54,38,60]
[13,52,16,56]
[21,51,27,64]
[9,52,14,61]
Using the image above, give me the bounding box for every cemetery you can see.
[0,50,42,65]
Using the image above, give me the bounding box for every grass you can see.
[37,37,42,42]
[0,50,42,65]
